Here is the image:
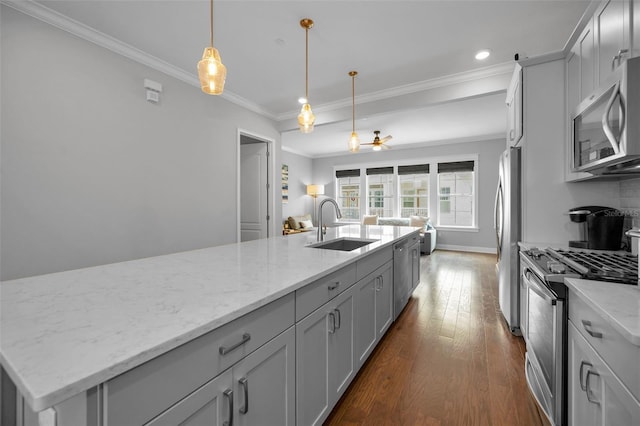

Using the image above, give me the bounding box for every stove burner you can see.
[550,249,638,285]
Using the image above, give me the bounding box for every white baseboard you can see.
[435,244,496,254]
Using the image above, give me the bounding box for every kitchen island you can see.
[1,224,420,425]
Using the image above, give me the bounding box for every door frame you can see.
[237,129,276,242]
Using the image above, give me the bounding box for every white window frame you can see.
[333,154,479,230]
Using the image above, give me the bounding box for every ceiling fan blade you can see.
[380,135,393,143]
[381,144,391,150]
[361,142,374,146]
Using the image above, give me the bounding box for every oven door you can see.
[522,265,565,425]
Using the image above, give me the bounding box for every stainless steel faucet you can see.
[317,198,342,242]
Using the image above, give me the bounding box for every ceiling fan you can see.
[362,130,392,151]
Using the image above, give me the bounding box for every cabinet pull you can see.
[223,389,234,426]
[585,370,601,405]
[376,276,382,291]
[328,312,336,334]
[579,361,593,391]
[611,48,629,70]
[219,333,251,355]
[239,377,249,414]
[334,308,341,330]
[328,282,340,291]
[581,320,603,339]
[509,129,515,141]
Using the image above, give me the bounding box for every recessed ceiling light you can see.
[298,97,307,104]
[475,49,491,60]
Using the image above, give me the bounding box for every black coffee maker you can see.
[568,206,624,250]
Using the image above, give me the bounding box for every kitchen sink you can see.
[308,238,378,251]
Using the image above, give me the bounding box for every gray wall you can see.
[281,150,314,223]
[1,7,281,280]
[312,138,506,252]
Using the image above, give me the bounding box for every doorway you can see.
[238,132,273,242]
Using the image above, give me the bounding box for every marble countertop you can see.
[565,278,640,346]
[0,225,419,412]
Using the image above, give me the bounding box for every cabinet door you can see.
[568,322,640,426]
[354,274,377,368]
[145,370,233,426]
[567,48,581,115]
[579,18,596,100]
[595,0,631,85]
[410,242,420,291]
[375,264,393,339]
[568,324,600,426]
[296,305,331,426]
[329,287,355,403]
[234,327,295,426]
[506,65,523,147]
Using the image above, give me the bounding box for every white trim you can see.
[436,226,480,232]
[435,245,495,254]
[237,129,277,242]
[2,0,277,120]
[276,62,514,121]
[281,145,314,158]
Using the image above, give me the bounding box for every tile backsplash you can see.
[620,178,640,228]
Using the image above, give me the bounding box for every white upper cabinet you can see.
[595,0,632,86]
[506,64,523,147]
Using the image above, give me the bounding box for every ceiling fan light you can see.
[298,103,315,133]
[372,145,382,152]
[198,47,226,95]
[348,132,360,152]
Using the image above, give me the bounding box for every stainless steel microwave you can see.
[572,56,640,174]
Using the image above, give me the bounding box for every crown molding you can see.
[276,62,515,121]
[1,0,277,120]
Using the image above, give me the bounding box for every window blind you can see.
[366,166,394,175]
[398,164,430,175]
[437,161,475,173]
[335,169,361,178]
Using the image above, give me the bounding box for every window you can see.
[437,161,475,227]
[366,167,394,217]
[336,169,361,221]
[398,164,429,218]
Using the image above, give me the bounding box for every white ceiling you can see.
[20,0,591,157]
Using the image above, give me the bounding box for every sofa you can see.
[367,216,437,255]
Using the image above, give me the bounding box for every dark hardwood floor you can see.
[325,250,550,426]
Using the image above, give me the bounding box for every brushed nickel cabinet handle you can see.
[328,312,336,334]
[581,320,603,339]
[223,389,234,426]
[585,370,600,405]
[334,308,341,330]
[219,333,251,355]
[239,377,249,414]
[328,282,340,291]
[579,361,593,391]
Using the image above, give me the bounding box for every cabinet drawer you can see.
[296,265,356,321]
[106,293,295,426]
[356,246,393,281]
[569,291,640,400]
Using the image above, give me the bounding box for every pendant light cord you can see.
[209,0,214,47]
[305,27,309,99]
[352,74,355,132]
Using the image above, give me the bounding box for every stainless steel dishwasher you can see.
[393,238,411,319]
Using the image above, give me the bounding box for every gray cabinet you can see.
[354,261,393,368]
[147,327,295,426]
[567,323,640,426]
[410,239,420,292]
[146,370,232,426]
[296,285,355,426]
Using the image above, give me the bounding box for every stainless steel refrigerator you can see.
[495,146,521,334]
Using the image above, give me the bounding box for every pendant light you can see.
[348,71,360,153]
[197,0,226,95]
[298,18,315,133]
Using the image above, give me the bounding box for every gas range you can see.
[521,247,638,286]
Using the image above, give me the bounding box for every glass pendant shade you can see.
[198,47,226,95]
[348,132,360,152]
[298,103,315,133]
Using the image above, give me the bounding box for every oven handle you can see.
[523,267,557,305]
